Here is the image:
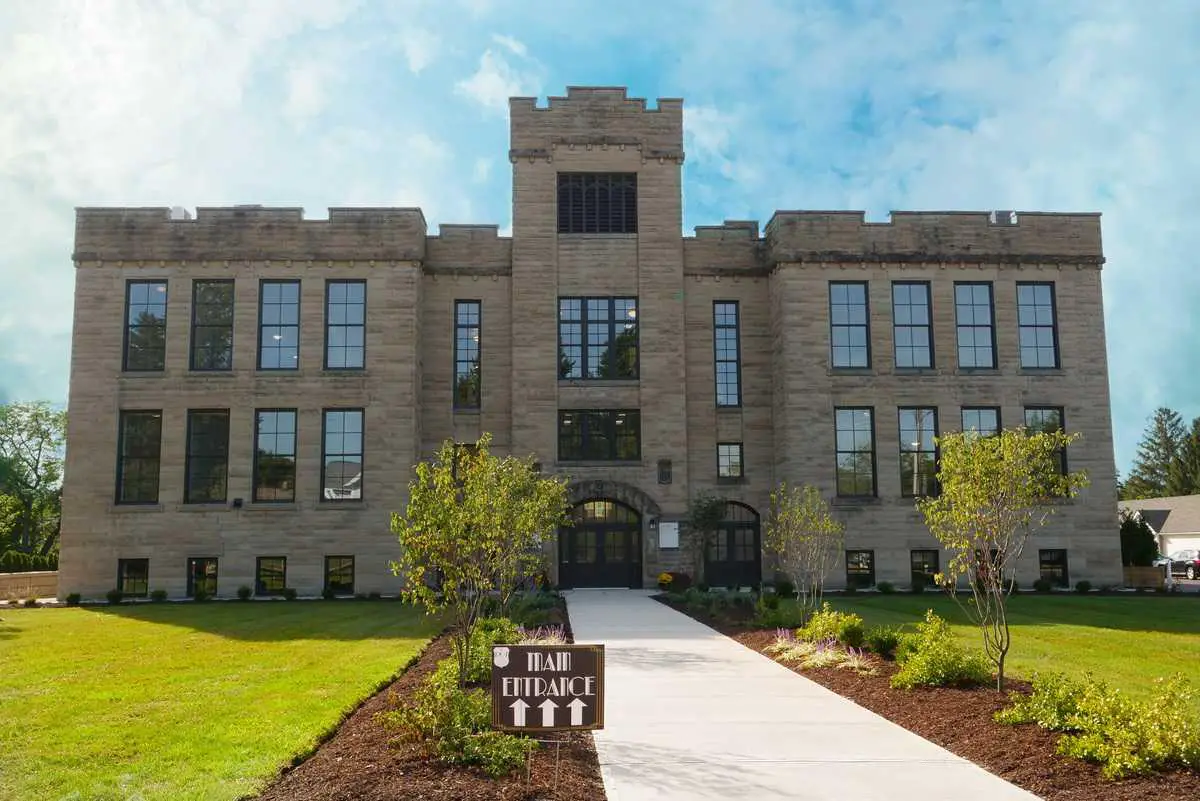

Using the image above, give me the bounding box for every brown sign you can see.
[491,644,605,732]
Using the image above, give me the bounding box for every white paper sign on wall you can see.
[659,521,680,549]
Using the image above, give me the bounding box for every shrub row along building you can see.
[58,86,1121,599]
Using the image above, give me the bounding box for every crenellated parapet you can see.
[764,210,1104,266]
[684,221,764,276]
[73,205,429,263]
[509,86,684,162]
[425,224,512,275]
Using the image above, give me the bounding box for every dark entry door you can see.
[705,502,762,589]
[559,500,642,589]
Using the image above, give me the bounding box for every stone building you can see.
[59,86,1121,599]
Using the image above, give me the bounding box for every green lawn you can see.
[0,602,441,801]
[821,594,1200,702]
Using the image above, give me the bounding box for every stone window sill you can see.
[954,368,1000,376]
[827,367,874,377]
[314,502,368,511]
[892,368,942,377]
[321,369,370,378]
[184,370,237,378]
[832,496,881,509]
[111,503,164,513]
[243,503,298,512]
[557,378,640,386]
[1018,368,1064,377]
[177,503,228,513]
[556,460,643,468]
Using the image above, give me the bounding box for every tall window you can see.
[256,557,286,596]
[846,550,875,589]
[1017,283,1060,368]
[1039,549,1070,588]
[322,409,364,502]
[911,550,939,587]
[189,280,234,370]
[117,558,149,598]
[258,280,300,370]
[961,407,1001,437]
[829,282,870,368]
[955,282,996,368]
[115,411,162,504]
[899,407,939,497]
[325,280,366,369]
[123,280,168,371]
[717,442,744,481]
[835,407,876,497]
[253,410,296,503]
[1024,406,1067,474]
[557,172,638,234]
[184,410,230,503]
[892,282,932,368]
[325,556,355,595]
[187,557,218,598]
[453,301,481,409]
[714,301,741,406]
[558,410,641,461]
[558,297,638,380]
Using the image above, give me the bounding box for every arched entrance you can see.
[705,502,762,589]
[559,499,643,589]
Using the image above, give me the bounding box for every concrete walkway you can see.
[566,590,1039,801]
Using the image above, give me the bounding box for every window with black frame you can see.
[454,300,481,409]
[846,550,875,589]
[899,407,939,498]
[558,297,638,380]
[557,172,637,234]
[115,411,162,504]
[256,557,287,596]
[184,410,230,504]
[892,282,933,368]
[187,557,218,597]
[558,410,640,461]
[258,280,300,370]
[714,301,742,406]
[955,282,996,368]
[189,279,234,370]
[325,280,366,369]
[910,549,939,587]
[118,558,149,598]
[1039,549,1069,588]
[830,282,870,368]
[253,410,296,503]
[123,280,168,371]
[835,408,876,497]
[324,556,355,595]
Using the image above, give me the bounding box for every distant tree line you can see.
[1119,406,1200,499]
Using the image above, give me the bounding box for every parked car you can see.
[1165,549,1200,580]
[1153,554,1171,567]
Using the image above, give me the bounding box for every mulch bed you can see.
[660,598,1200,801]
[252,604,606,801]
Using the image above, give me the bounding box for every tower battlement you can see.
[509,86,683,157]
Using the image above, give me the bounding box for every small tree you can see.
[918,427,1089,690]
[764,482,845,617]
[686,491,726,585]
[391,434,569,687]
[1119,510,1158,567]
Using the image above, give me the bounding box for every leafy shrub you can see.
[192,587,210,602]
[322,587,337,601]
[1075,580,1092,594]
[23,597,40,608]
[282,587,298,601]
[667,572,692,592]
[65,592,81,606]
[774,578,796,599]
[105,589,123,605]
[799,603,865,647]
[843,584,858,595]
[753,602,808,629]
[505,590,561,627]
[150,589,168,603]
[1004,578,1019,593]
[237,585,252,601]
[890,610,991,690]
[518,625,568,645]
[996,672,1200,779]
[696,583,710,592]
[876,581,895,595]
[1033,578,1053,593]
[379,651,536,777]
[910,575,927,594]
[864,625,902,658]
[368,591,382,600]
[759,593,780,611]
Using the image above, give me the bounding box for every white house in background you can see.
[1119,495,1200,558]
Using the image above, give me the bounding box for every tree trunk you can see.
[996,651,1006,692]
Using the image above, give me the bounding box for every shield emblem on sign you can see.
[493,646,510,668]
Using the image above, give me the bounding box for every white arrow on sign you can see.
[539,698,558,727]
[567,698,587,726]
[510,699,529,727]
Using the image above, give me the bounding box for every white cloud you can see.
[455,38,542,114]
[491,34,527,57]
[399,27,439,73]
[472,157,493,183]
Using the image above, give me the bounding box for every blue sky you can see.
[1,0,1198,477]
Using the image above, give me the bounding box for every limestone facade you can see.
[59,87,1120,598]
